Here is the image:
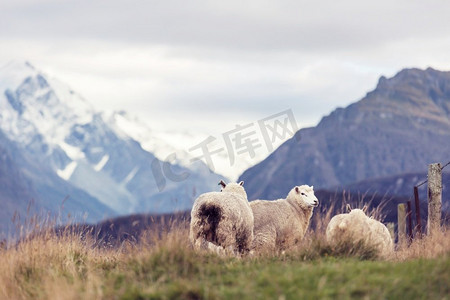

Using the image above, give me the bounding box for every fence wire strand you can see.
[415,179,428,188]
[414,160,450,188]
[442,160,450,171]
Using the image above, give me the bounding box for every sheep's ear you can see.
[295,186,299,193]
[362,205,368,213]
[239,181,244,186]
[218,180,226,188]
[311,185,314,190]
[346,204,352,213]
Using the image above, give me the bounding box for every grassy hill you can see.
[1,214,449,299]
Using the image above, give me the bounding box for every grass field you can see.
[1,216,449,300]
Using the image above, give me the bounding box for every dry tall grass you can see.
[0,209,449,300]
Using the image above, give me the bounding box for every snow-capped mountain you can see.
[105,109,283,181]
[103,110,206,170]
[0,128,114,235]
[0,61,223,219]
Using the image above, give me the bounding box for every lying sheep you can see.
[326,206,394,259]
[250,185,319,251]
[189,180,254,254]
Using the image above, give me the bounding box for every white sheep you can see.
[250,185,319,251]
[189,180,254,254]
[326,206,394,259]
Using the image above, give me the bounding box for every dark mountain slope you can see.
[240,68,450,200]
[0,130,115,236]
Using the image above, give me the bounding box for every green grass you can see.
[104,251,450,300]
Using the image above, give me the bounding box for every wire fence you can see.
[414,160,450,188]
[403,160,450,241]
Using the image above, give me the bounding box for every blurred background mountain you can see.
[240,67,450,201]
[1,62,449,236]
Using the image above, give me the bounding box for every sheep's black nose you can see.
[313,200,319,206]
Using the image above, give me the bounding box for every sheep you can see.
[326,206,394,259]
[189,180,254,254]
[250,185,319,251]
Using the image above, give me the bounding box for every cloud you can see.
[2,0,450,51]
[1,0,450,134]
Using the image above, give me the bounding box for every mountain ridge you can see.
[0,61,224,232]
[239,67,450,201]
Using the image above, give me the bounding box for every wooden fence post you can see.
[398,203,407,245]
[427,163,442,235]
[407,201,413,241]
[386,222,395,242]
[413,186,422,237]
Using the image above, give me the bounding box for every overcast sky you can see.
[1,0,450,135]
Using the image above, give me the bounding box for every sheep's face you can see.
[292,185,319,208]
[219,181,247,199]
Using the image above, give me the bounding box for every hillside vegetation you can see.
[1,212,449,300]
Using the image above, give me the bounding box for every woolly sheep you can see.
[326,206,394,258]
[250,185,319,251]
[189,180,254,254]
